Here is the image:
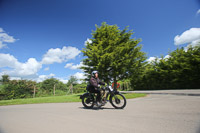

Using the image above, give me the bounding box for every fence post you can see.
[126,82,129,91]
[53,84,56,96]
[33,85,36,98]
[70,84,73,94]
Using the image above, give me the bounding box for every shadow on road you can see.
[79,106,116,110]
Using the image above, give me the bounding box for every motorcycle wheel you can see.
[110,93,126,109]
[82,94,94,109]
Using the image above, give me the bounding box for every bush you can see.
[72,83,87,94]
[0,85,6,100]
[0,80,36,100]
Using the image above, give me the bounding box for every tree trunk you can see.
[70,84,73,94]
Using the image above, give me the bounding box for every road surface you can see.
[0,91,200,133]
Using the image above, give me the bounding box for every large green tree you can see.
[81,22,146,89]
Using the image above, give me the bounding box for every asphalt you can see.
[0,90,200,133]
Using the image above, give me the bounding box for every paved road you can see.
[0,91,200,133]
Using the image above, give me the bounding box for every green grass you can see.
[0,93,146,106]
[123,93,147,99]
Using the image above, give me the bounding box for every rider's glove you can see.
[98,84,101,87]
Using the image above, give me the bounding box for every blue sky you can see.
[0,0,200,83]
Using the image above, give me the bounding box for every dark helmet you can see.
[91,70,98,77]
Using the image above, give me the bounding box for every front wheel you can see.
[82,94,95,109]
[110,93,126,109]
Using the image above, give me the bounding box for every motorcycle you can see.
[80,84,126,109]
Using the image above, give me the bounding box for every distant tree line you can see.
[131,46,200,90]
[0,76,87,100]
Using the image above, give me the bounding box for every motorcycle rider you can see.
[89,71,105,105]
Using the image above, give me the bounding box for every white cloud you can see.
[18,58,41,76]
[196,9,200,15]
[147,55,171,63]
[146,57,157,63]
[0,28,4,32]
[65,63,73,69]
[184,39,200,51]
[57,78,68,84]
[0,53,20,68]
[41,46,81,64]
[36,75,68,83]
[164,55,171,59]
[64,62,85,70]
[146,56,164,64]
[188,39,200,47]
[0,27,17,49]
[36,73,55,82]
[0,53,42,78]
[9,77,22,80]
[44,67,49,71]
[174,28,200,45]
[73,72,86,83]
[84,38,92,46]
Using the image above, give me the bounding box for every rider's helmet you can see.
[91,70,98,77]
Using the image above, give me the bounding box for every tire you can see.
[82,94,94,109]
[110,93,126,109]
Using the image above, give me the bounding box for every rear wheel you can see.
[82,94,94,109]
[110,93,126,109]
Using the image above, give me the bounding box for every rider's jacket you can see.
[89,77,105,91]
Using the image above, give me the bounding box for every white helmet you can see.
[91,70,98,77]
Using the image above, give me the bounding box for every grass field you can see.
[0,93,146,106]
